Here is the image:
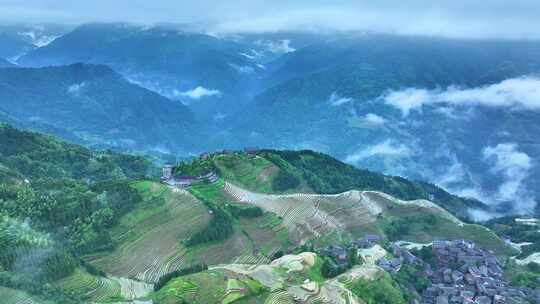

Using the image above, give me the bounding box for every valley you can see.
[0,11,539,304]
[3,128,536,303]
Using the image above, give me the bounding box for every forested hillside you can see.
[0,63,197,152]
[181,149,486,220]
[0,124,155,303]
[0,126,515,303]
[0,58,14,67]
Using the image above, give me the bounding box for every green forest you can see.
[0,124,155,302]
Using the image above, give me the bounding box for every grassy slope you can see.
[0,286,55,304]
[82,180,286,283]
[377,200,513,256]
[83,181,211,282]
[186,180,292,263]
[53,268,122,303]
[194,150,484,220]
[82,149,511,287]
[213,153,312,194]
[152,268,267,304]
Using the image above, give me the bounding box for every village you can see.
[160,147,259,187]
[157,148,539,304]
[318,236,540,304]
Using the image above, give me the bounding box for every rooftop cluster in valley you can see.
[413,240,537,304]
[319,235,538,304]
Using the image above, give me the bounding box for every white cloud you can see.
[329,92,353,106]
[179,86,221,99]
[229,63,255,74]
[5,1,540,40]
[67,82,86,95]
[360,113,387,126]
[483,143,533,204]
[384,88,431,116]
[255,39,296,54]
[345,140,411,163]
[427,144,537,219]
[384,77,540,116]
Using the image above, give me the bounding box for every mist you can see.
[2,0,540,40]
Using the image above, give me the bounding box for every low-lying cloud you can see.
[345,140,411,163]
[4,1,540,40]
[179,86,221,99]
[435,143,537,218]
[329,92,354,106]
[384,77,540,116]
[255,39,296,54]
[360,113,387,126]
[66,82,87,95]
[483,143,536,213]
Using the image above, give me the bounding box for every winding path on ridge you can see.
[223,182,464,240]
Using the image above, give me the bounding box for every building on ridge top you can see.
[244,147,259,157]
[161,164,173,181]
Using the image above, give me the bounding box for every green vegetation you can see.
[228,203,264,218]
[0,125,154,302]
[379,206,513,256]
[395,265,430,294]
[486,216,540,259]
[152,269,267,304]
[154,264,208,291]
[505,262,540,289]
[174,158,216,177]
[212,153,281,193]
[184,205,233,246]
[186,181,234,246]
[267,150,482,219]
[54,268,122,302]
[271,168,301,192]
[307,256,325,283]
[348,272,407,304]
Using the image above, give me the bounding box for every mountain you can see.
[18,23,264,118]
[0,63,197,152]
[0,23,71,47]
[211,35,540,216]
[0,126,520,303]
[0,32,35,61]
[0,124,155,303]
[0,58,15,67]
[9,27,540,216]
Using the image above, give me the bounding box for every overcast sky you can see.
[2,0,540,39]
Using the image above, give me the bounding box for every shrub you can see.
[154,264,208,291]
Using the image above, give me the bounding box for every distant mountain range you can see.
[0,63,196,153]
[2,23,540,216]
[0,58,14,68]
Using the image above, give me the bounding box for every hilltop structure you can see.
[161,165,219,187]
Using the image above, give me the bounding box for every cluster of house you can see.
[418,240,539,304]
[326,235,539,304]
[161,165,219,187]
[319,234,382,268]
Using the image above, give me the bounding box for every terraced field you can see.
[54,268,122,302]
[0,286,49,304]
[209,253,365,304]
[84,181,211,282]
[224,182,382,242]
[213,154,281,193]
[223,182,511,255]
[153,268,266,304]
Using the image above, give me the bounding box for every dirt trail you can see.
[110,276,153,300]
[223,182,463,239]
